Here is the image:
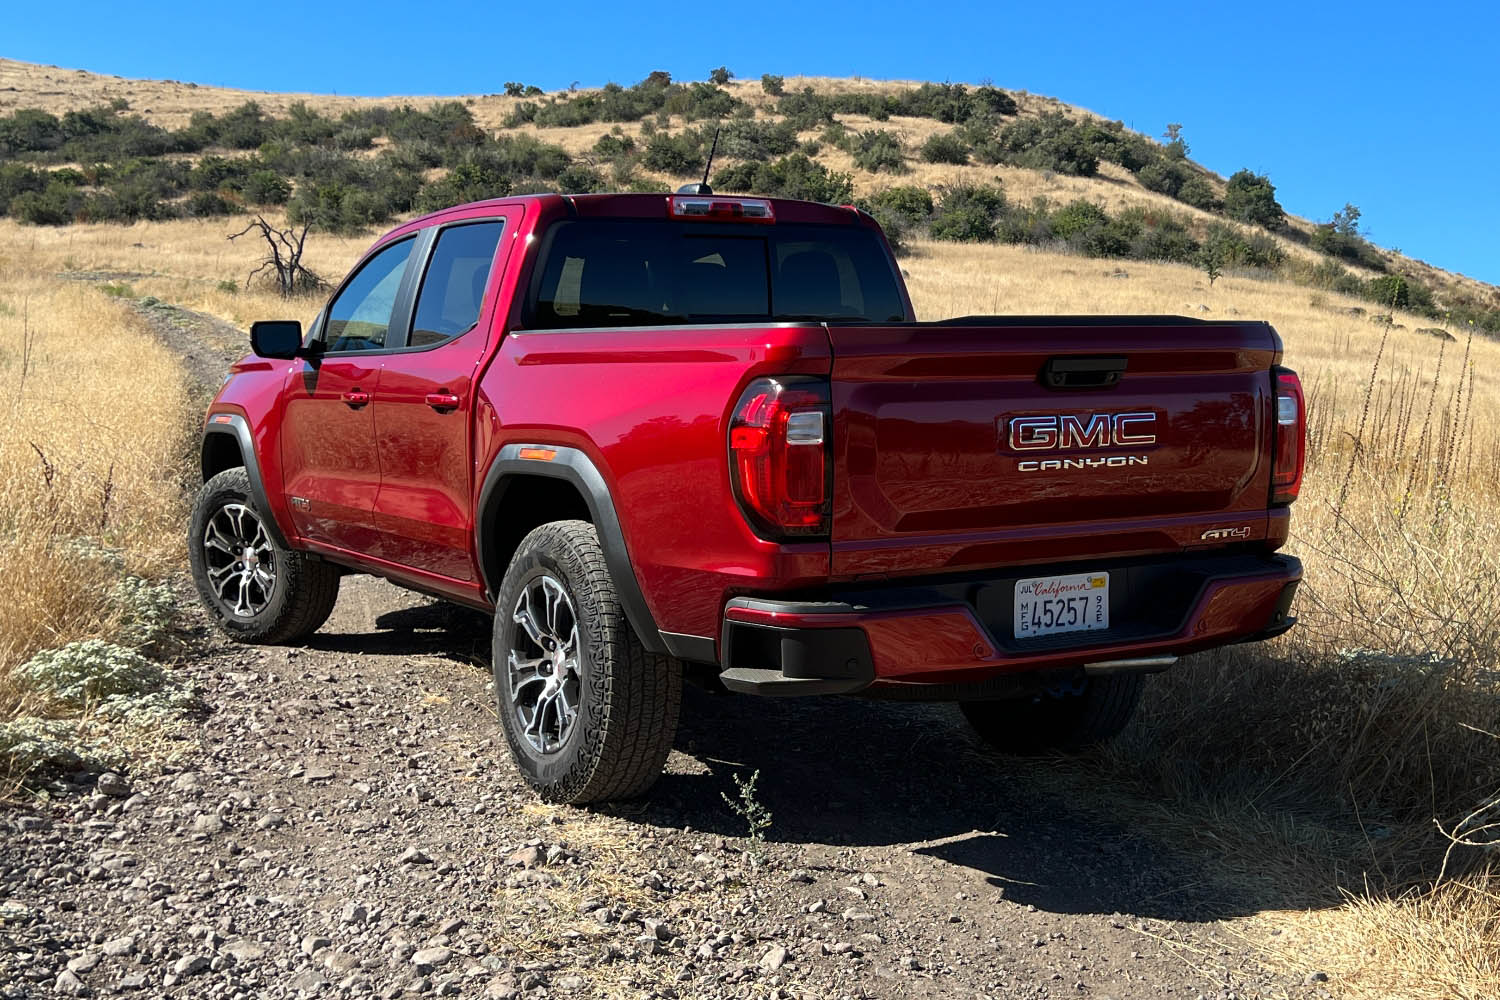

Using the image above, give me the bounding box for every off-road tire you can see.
[960,673,1144,752]
[188,467,340,644]
[492,520,681,804]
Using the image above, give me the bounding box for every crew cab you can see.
[189,191,1305,804]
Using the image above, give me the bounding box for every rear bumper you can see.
[717,553,1301,696]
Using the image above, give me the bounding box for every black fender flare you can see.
[201,413,292,551]
[476,444,670,655]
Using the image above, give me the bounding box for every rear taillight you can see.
[728,377,831,539]
[1272,368,1305,505]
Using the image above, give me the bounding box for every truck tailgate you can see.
[828,318,1281,577]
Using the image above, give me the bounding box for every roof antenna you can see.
[676,126,720,195]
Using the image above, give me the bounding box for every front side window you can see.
[530,220,906,329]
[408,221,506,348]
[323,236,415,352]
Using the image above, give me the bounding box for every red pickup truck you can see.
[189,191,1304,804]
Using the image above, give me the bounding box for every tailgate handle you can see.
[1040,356,1127,390]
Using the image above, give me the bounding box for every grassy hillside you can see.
[0,58,1497,998]
[2,58,1497,334]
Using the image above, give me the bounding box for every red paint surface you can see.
[206,192,1300,675]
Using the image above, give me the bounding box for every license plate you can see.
[1014,572,1110,639]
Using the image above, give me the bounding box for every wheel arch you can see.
[476,444,668,655]
[201,414,291,550]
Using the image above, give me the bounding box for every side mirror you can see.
[249,320,304,360]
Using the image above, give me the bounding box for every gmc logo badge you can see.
[1005,412,1158,451]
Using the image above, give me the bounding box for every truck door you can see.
[372,215,514,580]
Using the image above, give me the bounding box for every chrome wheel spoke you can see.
[507,574,583,755]
[202,502,276,619]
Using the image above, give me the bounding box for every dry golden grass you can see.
[0,229,189,717]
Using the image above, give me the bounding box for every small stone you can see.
[290,968,326,994]
[806,900,827,914]
[66,952,100,974]
[1304,972,1330,985]
[302,935,331,956]
[642,918,673,941]
[255,813,285,831]
[412,947,452,971]
[323,951,360,974]
[556,976,583,991]
[173,954,209,976]
[438,918,464,936]
[759,945,789,971]
[97,772,130,797]
[117,972,148,990]
[223,939,265,963]
[303,766,335,782]
[54,970,88,996]
[507,846,542,868]
[399,847,433,865]
[340,902,368,925]
[191,813,224,835]
[102,936,136,957]
[16,815,44,832]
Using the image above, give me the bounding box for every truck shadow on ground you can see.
[635,687,1332,923]
[305,586,1329,925]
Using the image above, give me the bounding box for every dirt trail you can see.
[0,299,1328,999]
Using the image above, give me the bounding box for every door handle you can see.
[425,392,461,412]
[341,390,370,408]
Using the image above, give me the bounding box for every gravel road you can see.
[0,297,1324,999]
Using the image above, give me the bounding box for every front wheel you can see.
[960,673,1144,752]
[492,520,681,804]
[188,467,340,644]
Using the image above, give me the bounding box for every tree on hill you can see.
[1223,169,1284,229]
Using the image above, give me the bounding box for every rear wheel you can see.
[188,468,340,644]
[492,520,681,804]
[960,673,1143,752]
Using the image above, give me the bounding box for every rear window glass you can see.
[529,220,906,329]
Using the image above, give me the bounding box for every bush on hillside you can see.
[930,183,1007,242]
[712,154,853,203]
[849,130,907,173]
[1223,169,1284,229]
[760,74,785,96]
[920,132,970,165]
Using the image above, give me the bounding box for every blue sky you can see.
[9,1,1498,284]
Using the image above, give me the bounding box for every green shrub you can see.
[11,182,77,225]
[244,169,291,204]
[709,66,733,85]
[777,88,837,129]
[718,119,799,162]
[985,112,1098,176]
[109,576,178,657]
[186,191,233,217]
[592,133,636,158]
[761,74,786,96]
[643,131,706,174]
[920,132,970,165]
[1365,273,1435,312]
[1223,169,1284,229]
[712,154,853,203]
[217,279,239,294]
[1137,159,1186,198]
[930,183,1007,242]
[850,130,907,173]
[14,640,169,711]
[0,108,65,154]
[1175,175,1219,211]
[0,162,46,214]
[1049,199,1110,240]
[857,186,935,256]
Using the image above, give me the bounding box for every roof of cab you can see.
[386,191,865,238]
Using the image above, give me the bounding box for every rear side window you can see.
[409,221,506,348]
[530,220,906,329]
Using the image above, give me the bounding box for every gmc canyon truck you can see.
[189,191,1305,804]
